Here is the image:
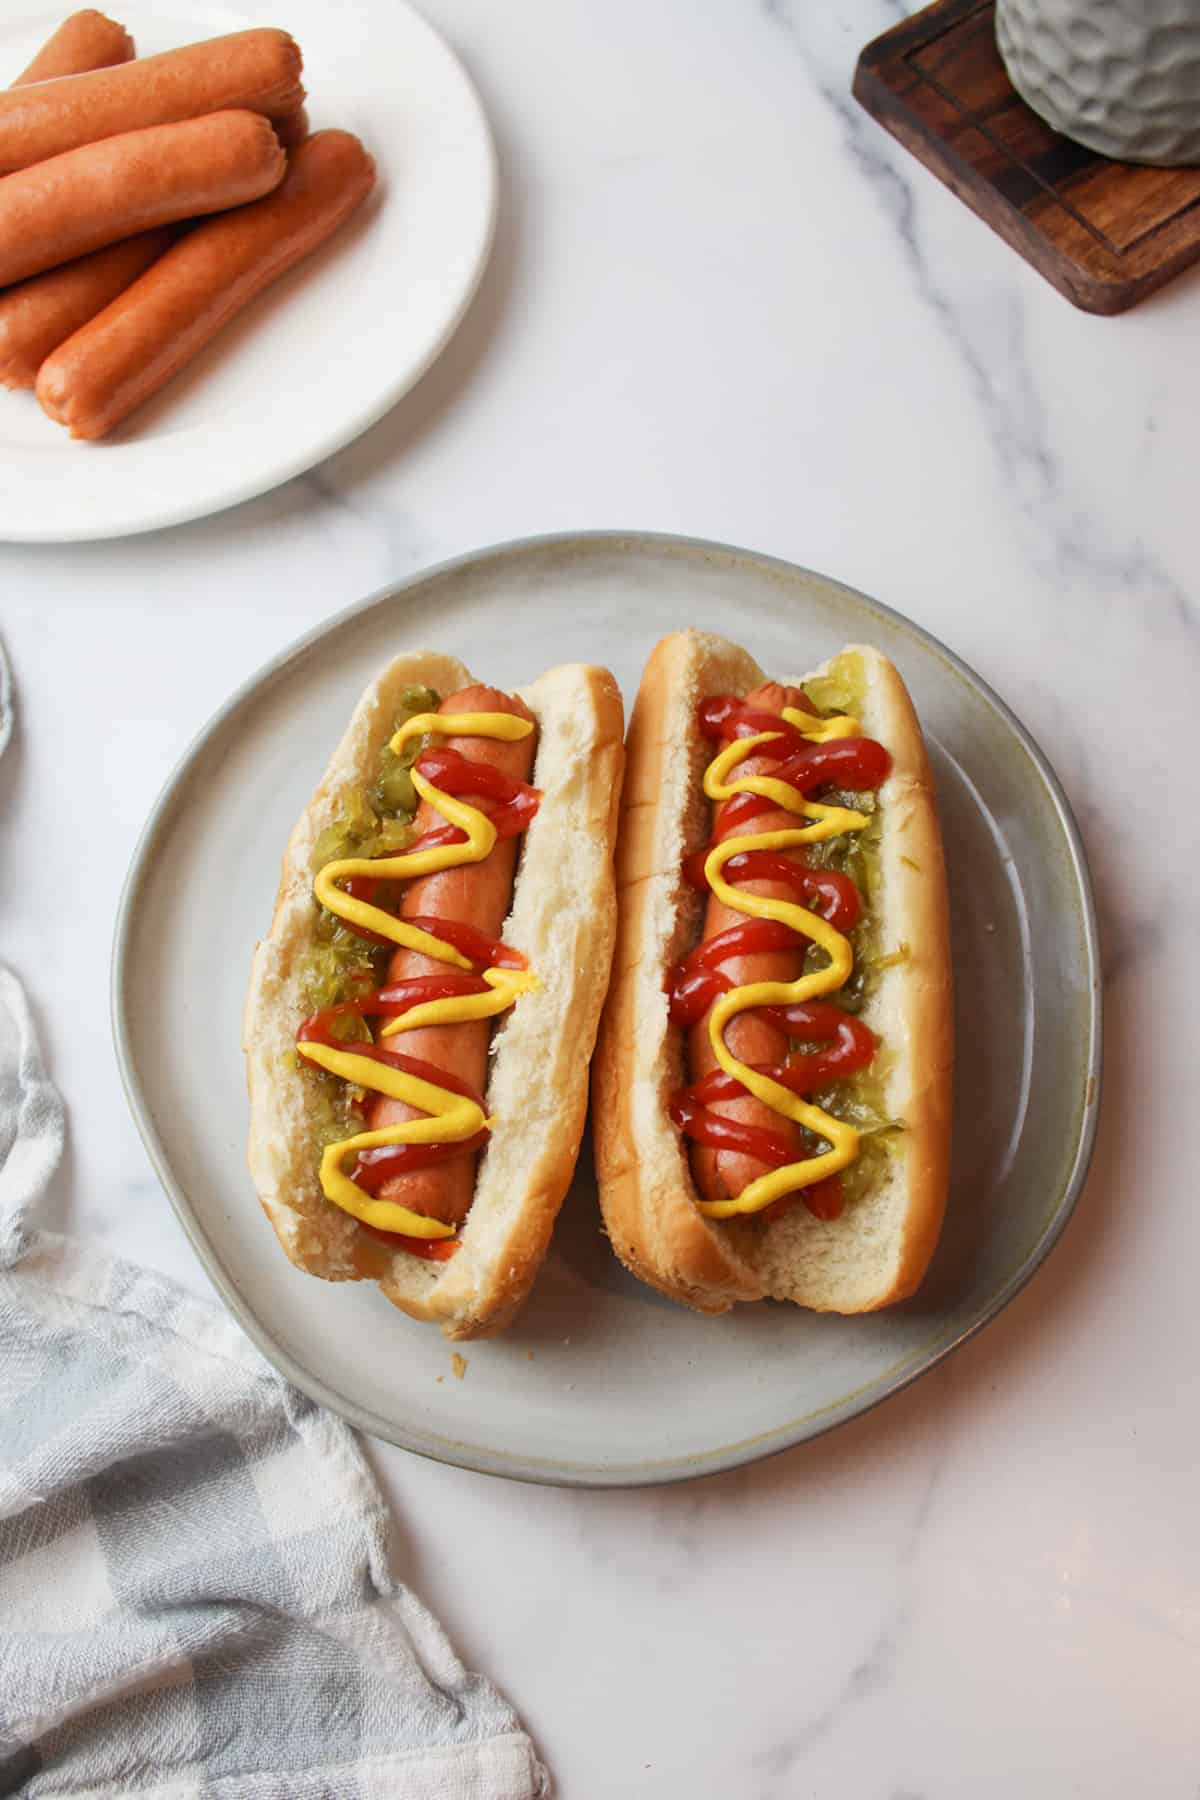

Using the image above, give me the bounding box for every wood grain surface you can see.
[853,0,1200,315]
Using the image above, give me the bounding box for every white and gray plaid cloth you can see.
[0,646,548,1799]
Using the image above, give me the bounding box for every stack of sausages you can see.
[0,11,375,438]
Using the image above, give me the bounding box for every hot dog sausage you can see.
[14,11,134,86]
[37,129,374,439]
[0,228,173,389]
[0,110,285,290]
[687,682,812,1205]
[0,13,156,384]
[0,28,303,174]
[367,686,538,1228]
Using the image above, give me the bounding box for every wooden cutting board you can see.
[853,0,1200,314]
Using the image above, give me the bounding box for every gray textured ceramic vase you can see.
[996,0,1200,165]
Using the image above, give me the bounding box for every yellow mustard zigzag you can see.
[696,705,869,1219]
[298,712,536,1240]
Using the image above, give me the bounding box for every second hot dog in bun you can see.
[245,652,625,1340]
[594,629,952,1315]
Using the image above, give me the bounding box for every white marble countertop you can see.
[4,1,1198,1792]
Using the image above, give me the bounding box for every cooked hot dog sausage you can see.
[0,12,153,383]
[687,682,812,1205]
[367,686,538,1228]
[14,11,134,86]
[37,129,374,439]
[0,229,173,389]
[0,28,302,174]
[0,110,285,290]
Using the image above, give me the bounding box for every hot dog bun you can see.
[244,652,625,1340]
[593,629,952,1315]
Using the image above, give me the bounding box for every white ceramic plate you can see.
[0,1,496,541]
[113,534,1102,1486]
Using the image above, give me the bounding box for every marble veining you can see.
[767,8,1075,530]
[747,1400,951,1793]
[1,0,1196,1793]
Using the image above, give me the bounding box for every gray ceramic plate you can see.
[112,533,1101,1487]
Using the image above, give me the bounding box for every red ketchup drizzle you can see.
[334,753,540,946]
[672,697,890,1223]
[357,1226,461,1260]
[405,748,540,857]
[671,862,862,1025]
[699,695,815,743]
[300,751,542,1255]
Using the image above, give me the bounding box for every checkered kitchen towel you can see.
[0,652,548,1799]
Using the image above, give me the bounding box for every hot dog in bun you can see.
[594,630,952,1315]
[245,653,625,1340]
